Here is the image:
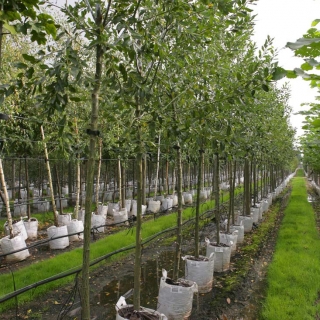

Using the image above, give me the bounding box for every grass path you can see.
[261,170,320,319]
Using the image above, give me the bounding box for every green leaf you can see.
[311,19,320,27]
[3,22,16,34]
[286,37,320,50]
[14,62,28,69]
[261,84,269,92]
[22,54,38,63]
[311,118,320,128]
[272,67,287,81]
[301,62,313,71]
[286,70,297,79]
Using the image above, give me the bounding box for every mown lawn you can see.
[261,170,320,320]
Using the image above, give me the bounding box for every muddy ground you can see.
[1,183,315,320]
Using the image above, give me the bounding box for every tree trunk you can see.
[25,158,31,219]
[81,9,103,317]
[133,101,143,310]
[214,154,220,244]
[173,143,183,279]
[0,159,14,238]
[95,139,102,210]
[244,158,251,216]
[142,154,146,205]
[195,149,204,258]
[40,126,58,226]
[54,164,63,215]
[154,133,161,199]
[121,162,126,209]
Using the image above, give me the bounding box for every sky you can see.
[250,0,320,138]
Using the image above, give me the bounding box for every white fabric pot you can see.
[113,209,128,225]
[199,190,207,200]
[251,207,259,223]
[0,234,30,262]
[13,203,27,217]
[220,231,238,255]
[98,204,108,216]
[168,194,178,206]
[238,216,253,233]
[91,214,105,233]
[157,269,197,320]
[184,254,214,293]
[125,200,132,213]
[108,203,119,216]
[58,214,72,227]
[230,223,244,243]
[131,200,147,217]
[67,219,84,241]
[24,218,38,240]
[116,296,167,320]
[47,225,69,250]
[5,220,28,240]
[37,200,49,212]
[183,193,193,204]
[205,238,231,272]
[161,198,173,212]
[148,200,161,213]
[55,198,68,209]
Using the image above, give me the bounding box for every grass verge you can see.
[261,170,320,320]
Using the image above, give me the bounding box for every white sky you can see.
[250,0,320,138]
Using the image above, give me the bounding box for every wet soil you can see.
[0,191,297,320]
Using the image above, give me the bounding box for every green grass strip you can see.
[0,199,215,312]
[261,170,320,320]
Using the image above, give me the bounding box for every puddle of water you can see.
[100,250,182,319]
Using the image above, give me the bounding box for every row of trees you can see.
[0,0,297,318]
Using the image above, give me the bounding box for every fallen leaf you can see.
[27,309,32,314]
[54,301,60,305]
[226,297,231,304]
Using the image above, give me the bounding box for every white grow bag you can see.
[161,198,173,212]
[98,204,108,216]
[238,216,253,233]
[108,203,119,216]
[183,193,193,204]
[113,209,128,225]
[5,220,28,240]
[116,296,167,320]
[67,219,84,242]
[148,200,161,213]
[220,231,238,255]
[58,214,72,227]
[168,194,178,206]
[24,218,38,240]
[91,214,105,233]
[0,234,30,262]
[230,222,244,243]
[131,200,147,217]
[47,225,69,250]
[157,269,197,320]
[183,254,214,293]
[205,238,231,272]
[251,207,260,223]
[125,200,132,213]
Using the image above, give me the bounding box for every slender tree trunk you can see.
[0,159,13,238]
[227,160,232,232]
[154,133,161,199]
[134,102,143,311]
[173,144,183,278]
[81,9,103,317]
[95,139,102,210]
[25,158,31,219]
[244,158,251,216]
[121,162,126,209]
[142,154,147,205]
[231,160,236,225]
[54,164,63,215]
[40,126,58,226]
[195,149,204,258]
[214,154,220,244]
[11,159,15,203]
